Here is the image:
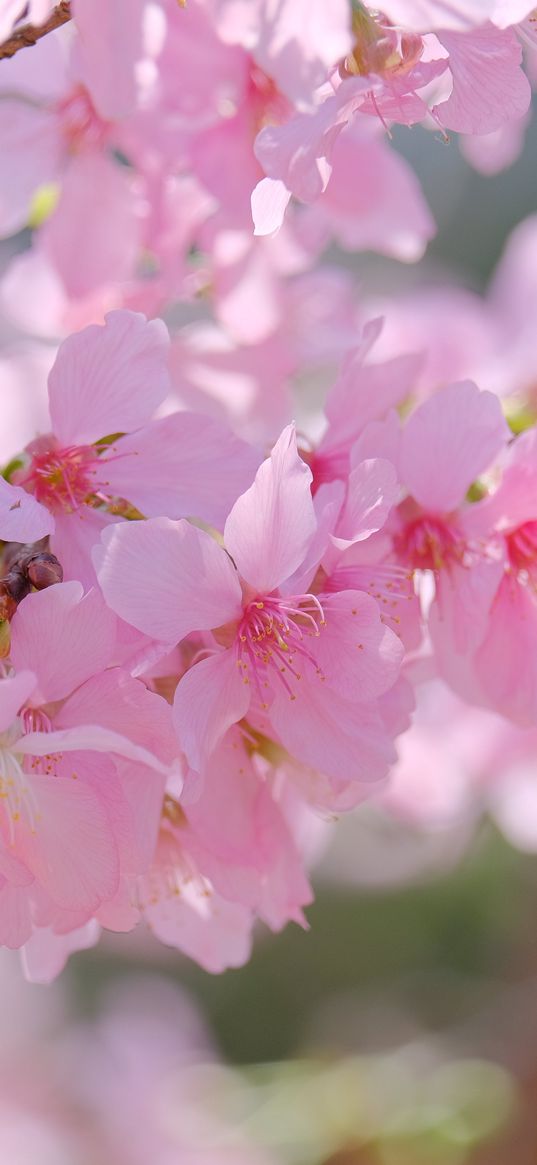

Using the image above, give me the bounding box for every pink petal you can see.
[101,411,261,528]
[54,747,137,877]
[320,339,421,464]
[399,381,509,513]
[17,725,176,781]
[48,309,170,446]
[51,507,120,591]
[0,884,33,950]
[13,776,120,913]
[431,553,505,656]
[475,577,537,725]
[21,921,100,984]
[41,152,142,300]
[173,649,250,772]
[312,123,435,262]
[379,1,535,32]
[0,102,62,236]
[110,758,167,874]
[224,424,316,592]
[315,590,404,701]
[220,0,352,107]
[0,671,36,733]
[253,78,368,210]
[10,582,116,703]
[145,882,253,973]
[96,882,139,931]
[187,730,312,929]
[270,676,397,784]
[284,480,345,595]
[55,667,177,762]
[0,345,51,464]
[434,26,531,135]
[0,476,54,542]
[95,518,242,642]
[331,458,399,549]
[251,177,292,236]
[72,0,147,119]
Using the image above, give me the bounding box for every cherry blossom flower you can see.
[9,309,259,584]
[96,425,404,795]
[0,581,179,957]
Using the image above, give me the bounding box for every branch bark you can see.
[0,2,72,61]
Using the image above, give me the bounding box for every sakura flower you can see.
[0,25,147,299]
[96,425,404,794]
[0,580,178,956]
[251,5,530,236]
[107,721,313,972]
[9,309,259,585]
[135,809,256,975]
[175,726,313,930]
[433,427,537,725]
[391,380,510,655]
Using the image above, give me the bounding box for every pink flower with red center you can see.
[395,507,465,572]
[8,309,260,586]
[95,424,404,789]
[250,5,530,237]
[16,437,109,514]
[435,427,537,725]
[387,380,511,654]
[0,19,148,298]
[8,310,169,585]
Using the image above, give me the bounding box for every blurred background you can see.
[2,112,537,1164]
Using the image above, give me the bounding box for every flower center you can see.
[342,5,423,79]
[506,520,537,583]
[397,515,462,572]
[236,594,325,707]
[16,440,99,513]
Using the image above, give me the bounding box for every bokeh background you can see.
[3,110,537,1165]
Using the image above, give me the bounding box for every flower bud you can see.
[26,553,64,590]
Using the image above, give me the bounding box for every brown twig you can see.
[0,1,71,61]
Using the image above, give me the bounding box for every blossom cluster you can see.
[0,0,536,979]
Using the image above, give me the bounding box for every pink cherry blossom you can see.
[433,428,537,725]
[8,309,259,584]
[96,425,404,796]
[0,580,179,956]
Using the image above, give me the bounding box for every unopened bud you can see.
[4,567,31,604]
[26,553,64,590]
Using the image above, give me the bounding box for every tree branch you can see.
[0,2,71,61]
